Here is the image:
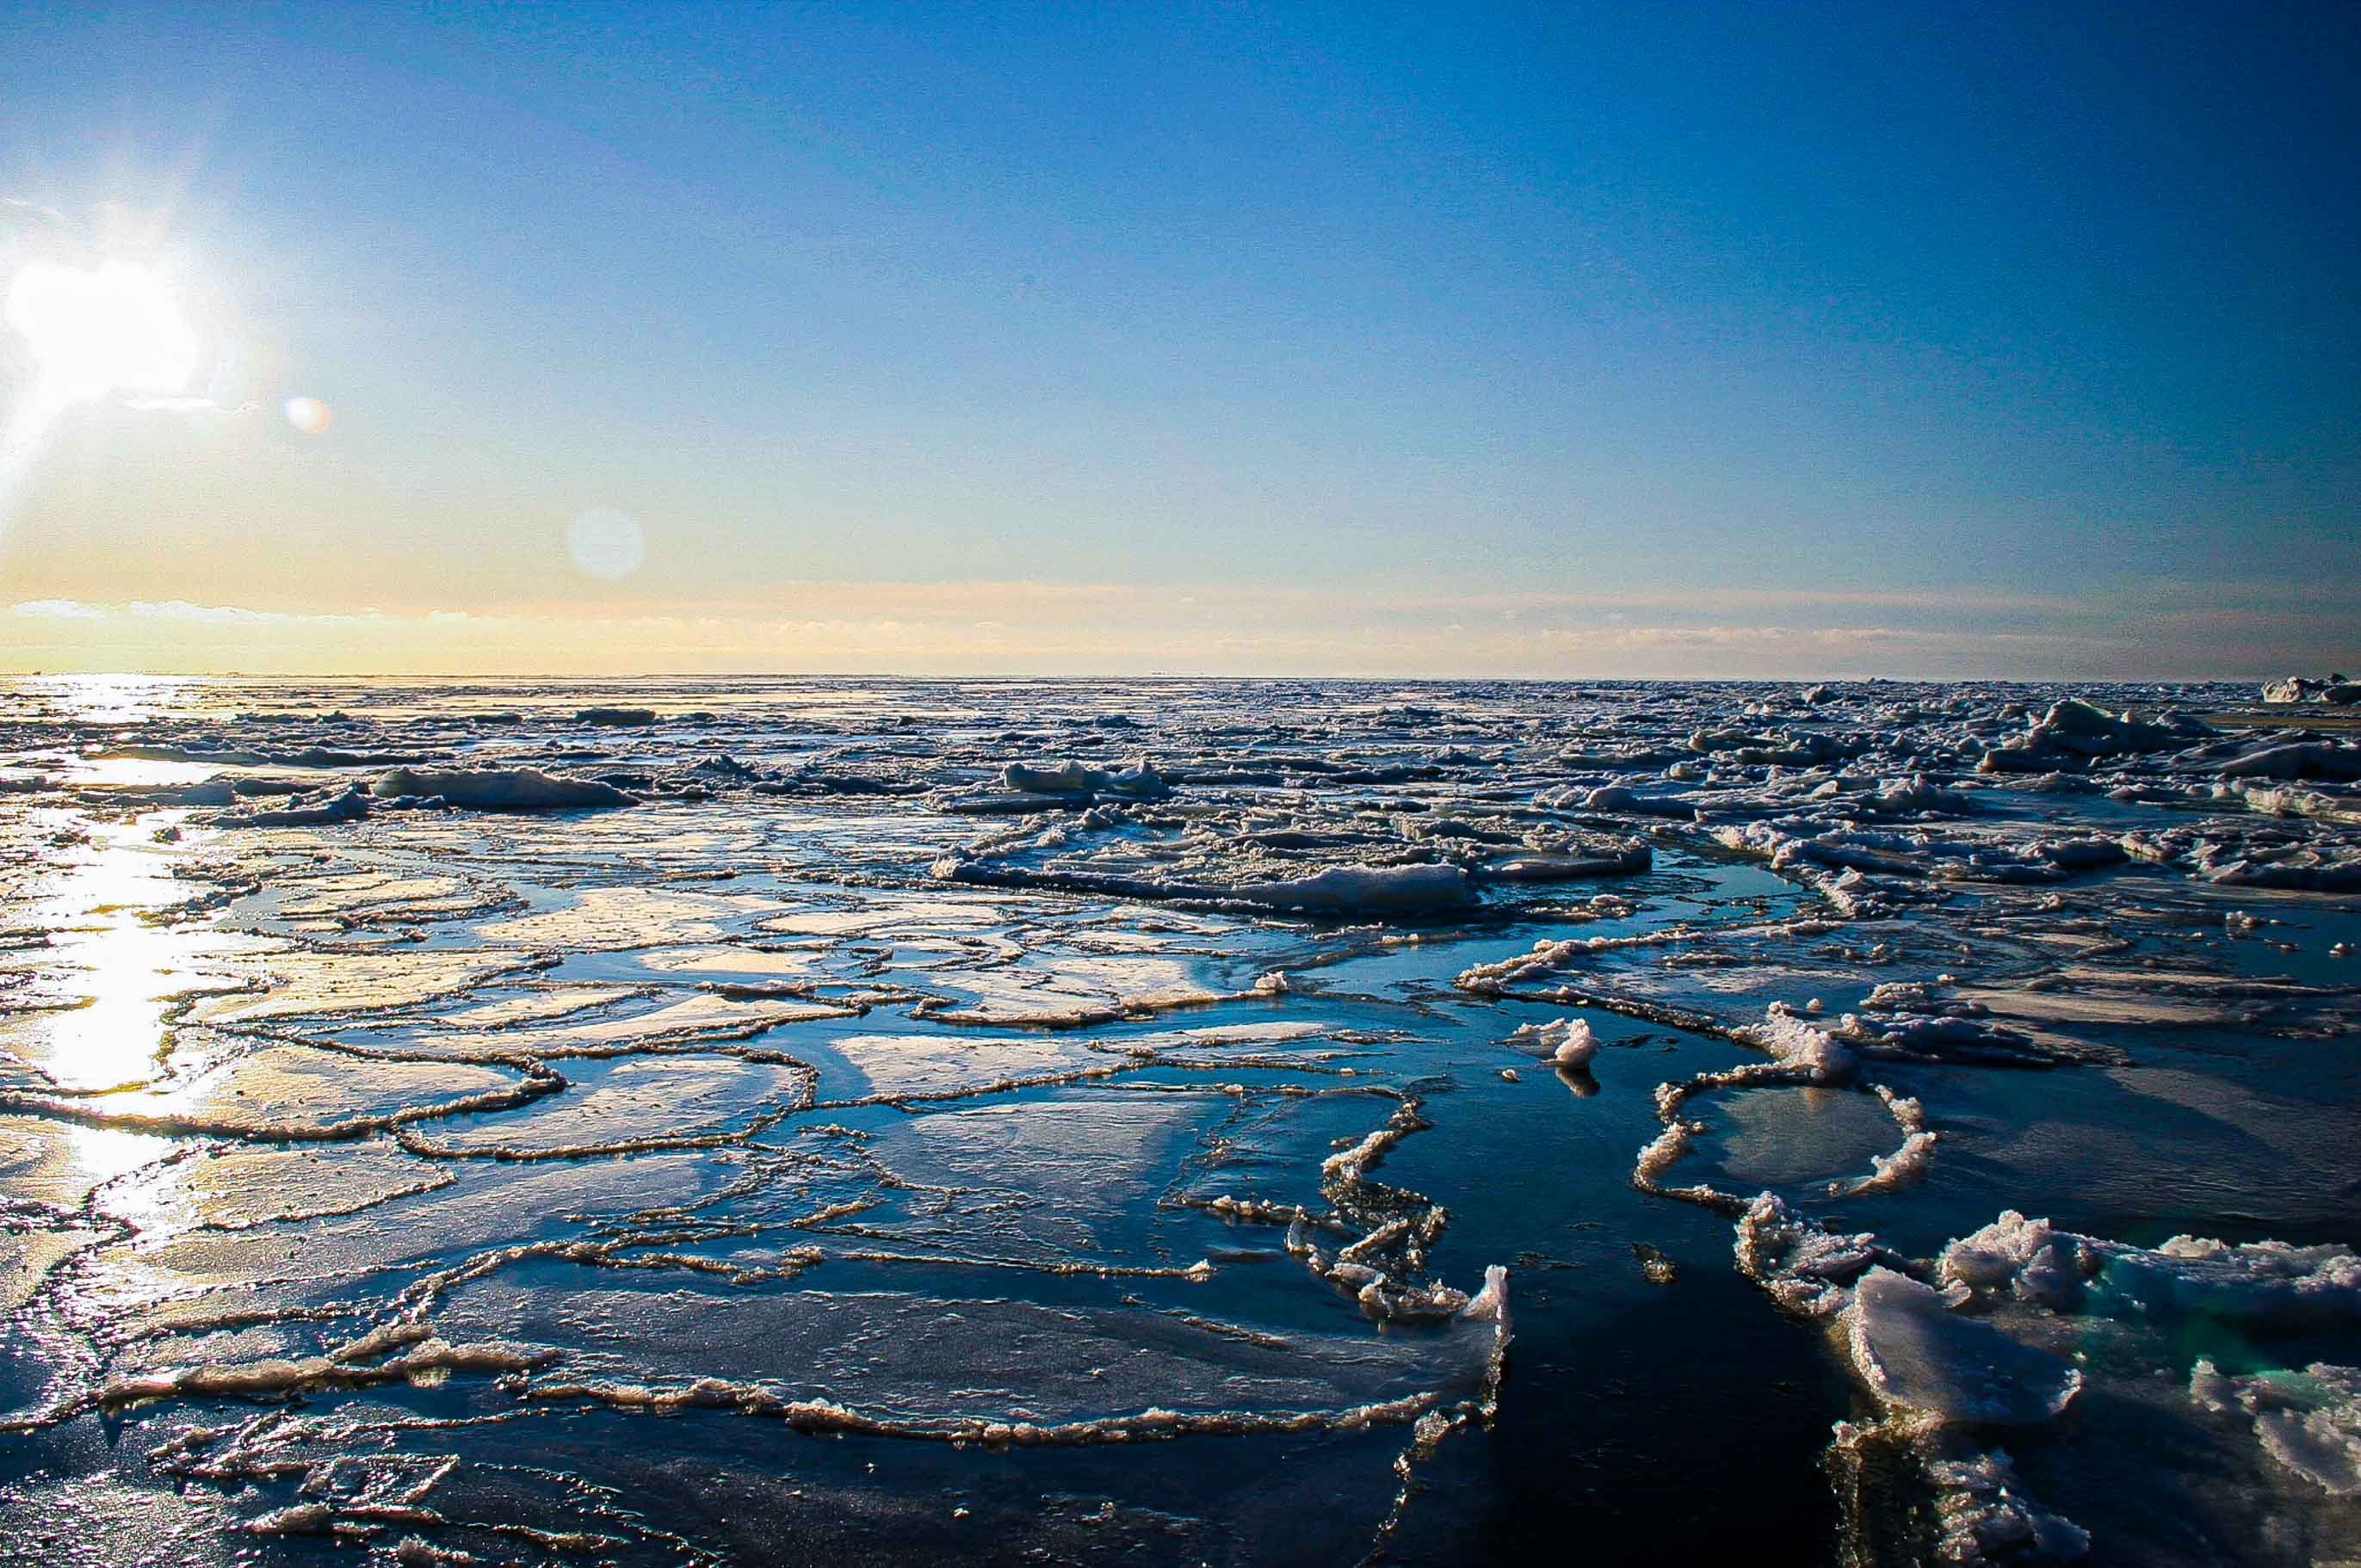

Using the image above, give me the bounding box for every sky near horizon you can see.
[0,2,2354,679]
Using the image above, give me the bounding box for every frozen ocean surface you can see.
[0,674,2357,1565]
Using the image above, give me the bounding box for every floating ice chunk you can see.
[1506,1016,1597,1067]
[2191,1360,2361,1494]
[1865,775,1976,817]
[999,759,1170,799]
[2037,836,2128,872]
[1459,1264,1511,1327]
[1978,699,2207,771]
[372,767,636,811]
[1472,840,1651,880]
[1228,863,1475,914]
[2203,852,2361,892]
[1938,1212,2101,1311]
[1849,1015,2044,1065]
[159,778,238,807]
[1842,1269,2081,1425]
[212,784,373,827]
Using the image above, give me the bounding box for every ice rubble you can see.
[1734,1193,1891,1317]
[1739,1203,2091,1564]
[2263,674,2361,705]
[1975,698,2210,772]
[1833,1085,1937,1196]
[1735,1002,1857,1083]
[8,673,2361,1564]
[998,758,1171,799]
[1938,1211,2361,1324]
[1921,1448,2092,1565]
[2191,1360,2361,1495]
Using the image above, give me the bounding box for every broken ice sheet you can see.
[3,674,2359,1566]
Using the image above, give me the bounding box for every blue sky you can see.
[0,2,2353,675]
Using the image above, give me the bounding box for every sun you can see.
[4,257,201,405]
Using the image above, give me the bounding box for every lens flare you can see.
[567,507,646,580]
[283,394,333,435]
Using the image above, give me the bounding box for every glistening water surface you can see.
[0,676,2357,1565]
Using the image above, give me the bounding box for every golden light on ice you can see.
[3,258,201,404]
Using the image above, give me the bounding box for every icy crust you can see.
[1206,862,1474,915]
[414,1274,1509,1438]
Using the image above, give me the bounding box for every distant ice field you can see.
[0,674,2357,1565]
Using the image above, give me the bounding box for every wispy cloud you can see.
[7,580,2343,681]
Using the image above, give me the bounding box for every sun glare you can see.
[4,257,201,405]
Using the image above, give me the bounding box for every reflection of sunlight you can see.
[0,790,259,1282]
[65,756,219,789]
[65,1122,176,1196]
[0,812,249,1092]
[16,673,201,726]
[40,918,182,1090]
